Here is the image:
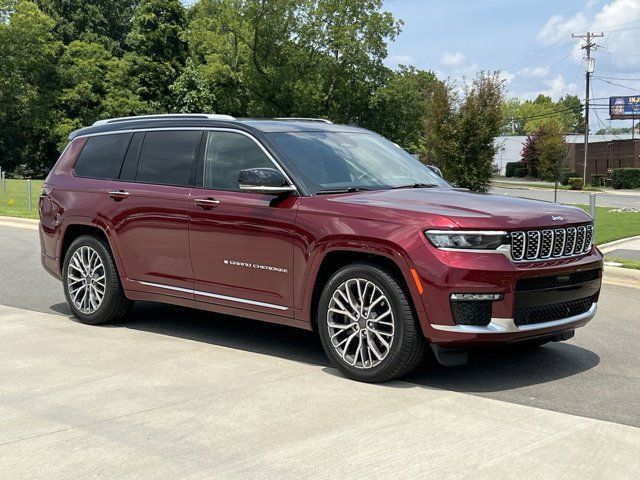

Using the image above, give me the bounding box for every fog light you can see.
[450,293,503,301]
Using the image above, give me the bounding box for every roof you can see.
[68,115,371,140]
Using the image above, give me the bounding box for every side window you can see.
[118,132,145,181]
[73,133,133,179]
[203,132,274,191]
[136,131,201,186]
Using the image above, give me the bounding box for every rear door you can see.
[107,129,203,297]
[188,130,299,316]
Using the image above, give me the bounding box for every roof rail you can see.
[273,117,333,124]
[92,113,236,126]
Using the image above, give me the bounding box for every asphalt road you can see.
[491,186,640,209]
[1,225,639,430]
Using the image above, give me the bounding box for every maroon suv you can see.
[39,114,602,382]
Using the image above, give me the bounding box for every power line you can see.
[500,36,571,72]
[594,77,640,93]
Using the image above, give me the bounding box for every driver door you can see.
[188,130,299,317]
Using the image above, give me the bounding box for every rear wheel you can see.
[317,262,426,383]
[62,235,132,325]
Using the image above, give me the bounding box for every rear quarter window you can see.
[73,133,133,179]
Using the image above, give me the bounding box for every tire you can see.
[317,261,427,383]
[62,234,132,325]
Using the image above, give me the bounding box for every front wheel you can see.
[62,235,132,325]
[317,262,426,383]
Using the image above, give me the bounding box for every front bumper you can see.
[410,241,603,347]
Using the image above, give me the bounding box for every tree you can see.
[185,0,400,121]
[442,72,505,192]
[520,131,540,178]
[367,66,438,153]
[34,0,139,50]
[0,1,60,173]
[126,0,187,110]
[537,123,567,181]
[54,41,149,147]
[501,94,585,135]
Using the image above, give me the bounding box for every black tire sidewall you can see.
[317,263,413,382]
[62,235,117,325]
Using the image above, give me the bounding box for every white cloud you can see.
[440,51,467,68]
[536,1,640,66]
[517,66,551,78]
[390,54,415,66]
[536,13,588,46]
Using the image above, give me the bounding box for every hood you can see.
[327,188,592,230]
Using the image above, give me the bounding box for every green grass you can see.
[576,205,640,245]
[493,179,602,192]
[605,257,640,270]
[0,179,44,220]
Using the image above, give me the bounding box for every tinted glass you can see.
[136,131,201,186]
[203,132,273,190]
[269,132,449,194]
[73,133,132,179]
[119,132,144,181]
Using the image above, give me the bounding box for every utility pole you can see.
[572,31,604,185]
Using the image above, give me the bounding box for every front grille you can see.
[516,269,601,292]
[514,296,595,326]
[511,225,593,262]
[450,301,492,326]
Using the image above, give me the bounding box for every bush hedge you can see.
[560,170,578,186]
[505,161,522,178]
[591,174,606,187]
[514,167,527,178]
[611,168,640,189]
[568,177,583,190]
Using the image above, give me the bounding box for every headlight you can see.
[425,230,509,250]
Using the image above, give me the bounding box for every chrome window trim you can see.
[139,281,289,311]
[430,303,597,334]
[73,127,299,194]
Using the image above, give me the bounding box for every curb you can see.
[0,216,39,230]
[602,264,640,289]
[598,235,640,253]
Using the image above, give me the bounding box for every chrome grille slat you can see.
[511,225,593,262]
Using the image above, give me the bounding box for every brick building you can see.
[568,136,640,176]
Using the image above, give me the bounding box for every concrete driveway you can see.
[1,221,640,479]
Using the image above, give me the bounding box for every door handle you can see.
[108,190,130,201]
[194,197,220,209]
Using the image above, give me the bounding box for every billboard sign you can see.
[609,96,640,119]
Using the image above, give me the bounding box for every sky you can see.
[383,0,640,129]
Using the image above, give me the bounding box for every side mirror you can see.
[238,168,296,195]
[427,165,443,178]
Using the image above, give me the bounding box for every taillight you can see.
[40,185,54,198]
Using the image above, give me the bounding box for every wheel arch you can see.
[58,220,125,278]
[307,246,426,332]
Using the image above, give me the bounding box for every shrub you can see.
[611,168,640,189]
[568,177,583,190]
[514,167,528,178]
[591,174,606,187]
[505,161,523,178]
[560,170,577,186]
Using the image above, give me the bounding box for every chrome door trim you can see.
[138,280,289,311]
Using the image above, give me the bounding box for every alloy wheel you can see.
[326,278,395,369]
[67,246,106,314]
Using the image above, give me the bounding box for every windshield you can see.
[268,132,449,194]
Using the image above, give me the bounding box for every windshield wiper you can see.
[391,183,439,189]
[316,187,364,195]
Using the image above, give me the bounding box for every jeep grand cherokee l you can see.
[39,114,602,382]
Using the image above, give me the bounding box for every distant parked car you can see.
[39,114,602,382]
